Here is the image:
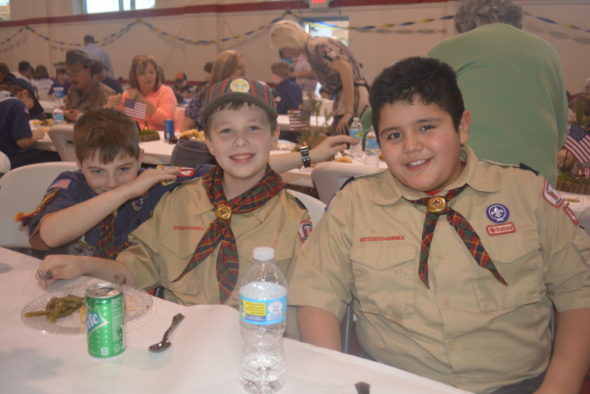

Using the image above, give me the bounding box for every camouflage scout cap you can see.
[201,78,277,122]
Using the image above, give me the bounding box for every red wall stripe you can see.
[0,0,450,28]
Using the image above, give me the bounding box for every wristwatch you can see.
[300,145,311,168]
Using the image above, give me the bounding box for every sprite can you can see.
[86,282,125,358]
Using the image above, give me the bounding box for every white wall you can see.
[2,0,589,92]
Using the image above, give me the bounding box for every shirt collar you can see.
[372,146,500,206]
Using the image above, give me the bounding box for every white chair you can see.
[0,161,78,248]
[311,161,384,204]
[286,189,326,226]
[578,207,590,237]
[0,150,10,175]
[48,126,77,162]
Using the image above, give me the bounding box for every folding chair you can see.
[0,150,10,175]
[0,161,78,248]
[48,126,77,162]
[286,189,326,226]
[311,161,385,204]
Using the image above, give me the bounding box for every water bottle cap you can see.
[253,247,274,261]
[353,117,360,122]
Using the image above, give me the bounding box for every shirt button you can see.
[448,343,457,351]
[442,298,451,307]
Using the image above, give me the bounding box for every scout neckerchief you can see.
[409,185,507,289]
[94,213,117,259]
[172,165,284,303]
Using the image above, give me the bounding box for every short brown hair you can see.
[271,62,290,79]
[74,109,140,164]
[128,54,164,92]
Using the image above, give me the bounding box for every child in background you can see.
[271,61,303,115]
[0,79,45,168]
[288,57,590,393]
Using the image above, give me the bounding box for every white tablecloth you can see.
[0,247,469,394]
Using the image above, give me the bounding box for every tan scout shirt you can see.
[65,80,115,113]
[117,177,310,309]
[289,148,590,393]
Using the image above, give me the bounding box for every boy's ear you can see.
[204,135,215,157]
[138,148,145,166]
[458,110,471,146]
[271,126,280,147]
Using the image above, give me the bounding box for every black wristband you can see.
[300,145,311,168]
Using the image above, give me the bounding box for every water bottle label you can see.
[240,295,287,325]
[350,128,363,139]
[366,138,379,150]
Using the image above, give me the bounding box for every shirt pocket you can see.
[474,229,544,312]
[351,244,418,319]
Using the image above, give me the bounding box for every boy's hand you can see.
[119,167,180,200]
[105,94,123,108]
[310,135,358,163]
[36,255,85,290]
[64,109,81,122]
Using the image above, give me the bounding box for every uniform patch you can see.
[360,235,406,242]
[486,222,516,236]
[173,225,205,231]
[131,195,145,211]
[298,220,313,242]
[486,203,510,223]
[178,167,195,177]
[542,180,564,208]
[563,204,579,225]
[49,178,72,190]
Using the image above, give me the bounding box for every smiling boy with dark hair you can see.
[288,57,590,393]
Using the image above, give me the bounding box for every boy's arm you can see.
[269,135,357,173]
[298,306,342,351]
[36,168,179,248]
[36,254,133,290]
[535,308,590,394]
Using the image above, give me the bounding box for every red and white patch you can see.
[179,167,195,177]
[563,204,579,225]
[298,220,313,242]
[486,222,516,236]
[542,180,564,208]
[49,178,72,190]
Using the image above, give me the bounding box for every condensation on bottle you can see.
[239,247,287,394]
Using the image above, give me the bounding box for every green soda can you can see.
[85,282,125,358]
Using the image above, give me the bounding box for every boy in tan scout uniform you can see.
[288,57,590,393]
[37,78,311,313]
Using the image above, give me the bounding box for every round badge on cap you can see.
[486,203,510,223]
[230,79,250,93]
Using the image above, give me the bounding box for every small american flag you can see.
[124,99,147,119]
[564,123,590,164]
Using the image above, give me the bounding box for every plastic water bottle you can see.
[349,117,363,159]
[364,127,380,166]
[239,247,287,393]
[52,108,65,124]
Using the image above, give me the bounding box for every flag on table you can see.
[564,123,590,164]
[123,99,147,119]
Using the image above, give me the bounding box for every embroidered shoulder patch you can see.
[298,220,313,242]
[542,180,564,208]
[49,178,72,190]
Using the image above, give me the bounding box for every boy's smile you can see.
[378,99,470,192]
[206,105,278,199]
[80,152,142,195]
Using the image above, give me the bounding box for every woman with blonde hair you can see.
[270,20,369,135]
[182,50,246,131]
[106,54,176,130]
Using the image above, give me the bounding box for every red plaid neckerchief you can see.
[409,185,507,289]
[172,165,284,302]
[94,213,117,259]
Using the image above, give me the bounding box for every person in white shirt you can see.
[82,35,115,79]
